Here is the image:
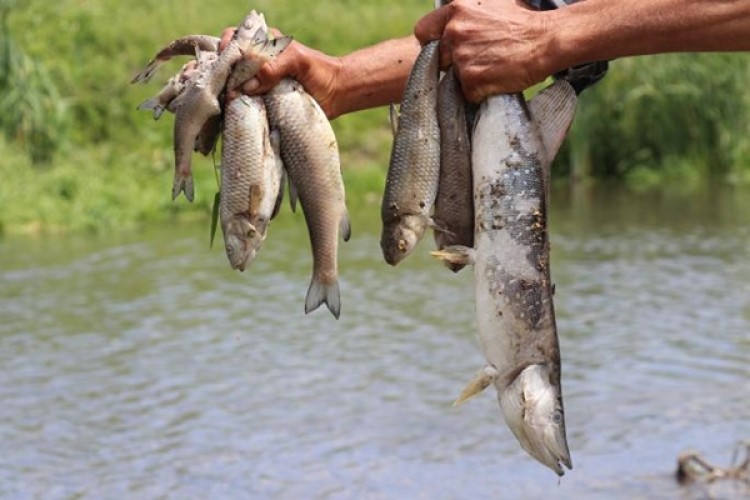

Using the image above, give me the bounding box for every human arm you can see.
[415,0,750,102]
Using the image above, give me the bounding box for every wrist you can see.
[539,8,588,77]
[295,43,343,118]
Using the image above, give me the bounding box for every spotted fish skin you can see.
[434,81,577,476]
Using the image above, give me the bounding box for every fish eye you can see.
[247,228,256,238]
[226,246,234,257]
[552,410,563,424]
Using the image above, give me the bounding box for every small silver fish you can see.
[433,67,473,272]
[220,95,284,271]
[381,40,441,265]
[130,34,220,84]
[171,11,291,201]
[264,78,350,319]
[136,60,198,120]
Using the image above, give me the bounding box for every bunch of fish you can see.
[131,11,350,319]
[381,0,606,474]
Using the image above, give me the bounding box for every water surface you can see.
[1,185,749,499]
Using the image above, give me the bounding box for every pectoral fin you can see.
[528,80,577,161]
[454,365,499,406]
[389,102,399,137]
[430,245,475,266]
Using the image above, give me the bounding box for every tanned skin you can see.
[222,0,750,118]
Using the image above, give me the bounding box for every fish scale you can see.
[219,95,283,272]
[380,40,441,266]
[434,67,474,272]
[264,79,350,319]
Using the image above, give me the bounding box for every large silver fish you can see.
[380,40,441,266]
[433,80,577,476]
[170,11,291,201]
[264,78,350,319]
[433,67,473,272]
[220,95,284,272]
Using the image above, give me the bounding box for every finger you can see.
[414,4,452,45]
[241,44,300,95]
[219,27,235,52]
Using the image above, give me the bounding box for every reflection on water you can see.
[1,185,749,499]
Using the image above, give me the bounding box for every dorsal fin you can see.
[527,80,577,160]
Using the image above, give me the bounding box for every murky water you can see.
[1,185,749,499]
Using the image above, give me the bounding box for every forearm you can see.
[548,0,750,73]
[331,36,421,117]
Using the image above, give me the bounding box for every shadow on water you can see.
[0,184,749,498]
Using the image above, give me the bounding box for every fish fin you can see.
[340,211,352,242]
[305,279,341,319]
[136,97,166,120]
[288,176,298,213]
[389,102,399,137]
[130,60,161,84]
[272,171,285,220]
[528,80,577,160]
[430,245,474,266]
[209,191,220,249]
[429,218,456,238]
[454,365,498,406]
[270,130,285,219]
[172,173,194,202]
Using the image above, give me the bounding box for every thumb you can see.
[414,4,452,44]
[241,41,302,96]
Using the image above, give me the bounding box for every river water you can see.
[1,185,749,499]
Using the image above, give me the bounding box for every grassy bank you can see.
[1,0,749,235]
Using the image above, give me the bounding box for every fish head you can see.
[380,215,426,266]
[498,363,572,476]
[223,216,261,271]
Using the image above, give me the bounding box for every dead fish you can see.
[220,95,283,271]
[432,80,577,476]
[136,60,198,120]
[433,67,473,272]
[131,34,220,84]
[171,11,291,201]
[194,113,222,156]
[380,40,441,266]
[264,78,350,319]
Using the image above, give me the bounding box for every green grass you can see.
[2,0,749,235]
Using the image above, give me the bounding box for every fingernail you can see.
[244,78,260,93]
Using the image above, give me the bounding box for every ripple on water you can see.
[1,191,750,498]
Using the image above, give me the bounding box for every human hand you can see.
[414,0,554,102]
[219,28,343,118]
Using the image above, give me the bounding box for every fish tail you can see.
[130,59,160,84]
[172,171,194,202]
[305,278,341,320]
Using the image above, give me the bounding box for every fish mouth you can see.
[499,364,572,476]
[380,217,424,265]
